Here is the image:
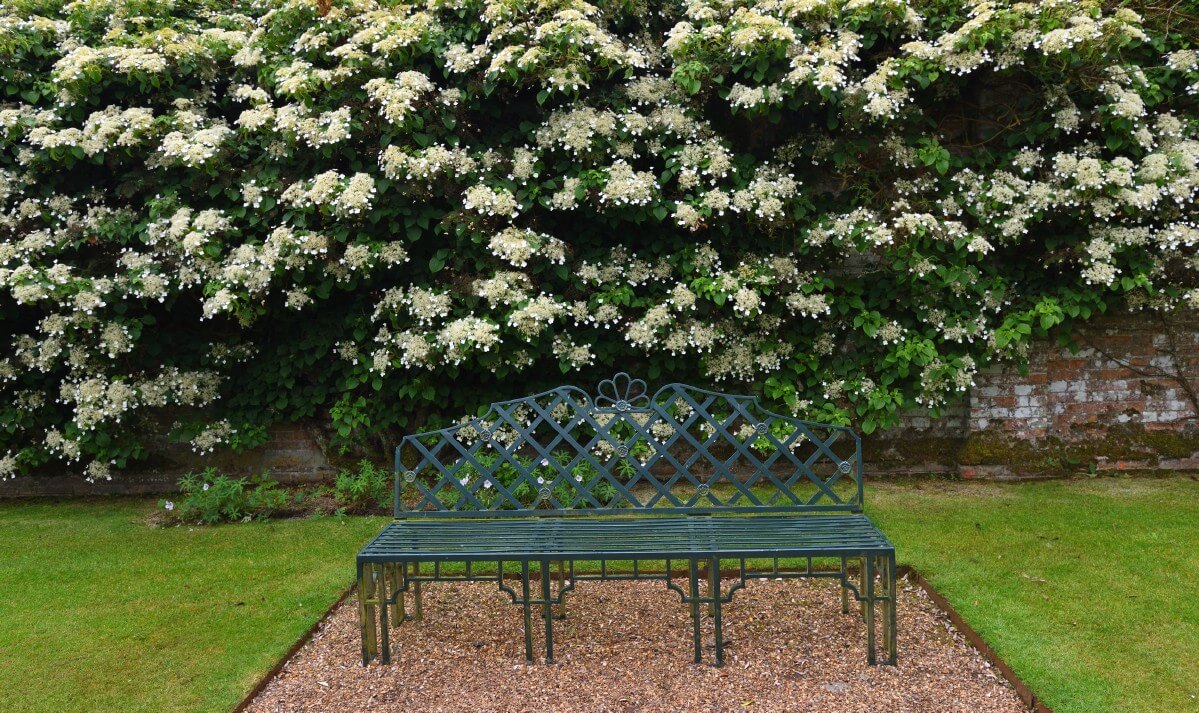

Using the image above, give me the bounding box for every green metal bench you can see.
[357,373,897,667]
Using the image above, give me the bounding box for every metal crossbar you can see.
[393,373,863,516]
[358,374,896,669]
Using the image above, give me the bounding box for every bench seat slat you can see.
[358,514,893,562]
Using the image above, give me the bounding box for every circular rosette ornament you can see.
[593,372,650,412]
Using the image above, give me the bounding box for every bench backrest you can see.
[394,373,863,518]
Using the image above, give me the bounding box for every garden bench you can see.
[356,373,897,666]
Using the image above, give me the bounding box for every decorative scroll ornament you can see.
[593,372,650,412]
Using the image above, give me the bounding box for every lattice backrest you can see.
[394,373,863,517]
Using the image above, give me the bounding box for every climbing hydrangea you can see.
[0,0,1196,479]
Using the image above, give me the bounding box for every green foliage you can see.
[436,450,620,510]
[332,459,392,514]
[160,468,292,524]
[0,0,1197,480]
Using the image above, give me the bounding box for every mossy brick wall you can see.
[876,311,1199,478]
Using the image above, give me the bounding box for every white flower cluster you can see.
[0,0,1196,482]
[365,71,435,125]
[281,171,377,217]
[488,228,567,267]
[159,124,234,168]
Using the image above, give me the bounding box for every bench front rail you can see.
[357,374,897,667]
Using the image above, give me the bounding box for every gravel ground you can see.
[246,575,1027,712]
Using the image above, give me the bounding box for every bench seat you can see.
[358,513,893,562]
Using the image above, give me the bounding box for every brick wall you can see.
[872,310,1199,478]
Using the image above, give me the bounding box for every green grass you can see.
[868,477,1199,713]
[1,478,1196,713]
[0,499,385,713]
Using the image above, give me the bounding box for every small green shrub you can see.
[160,469,292,524]
[333,460,392,514]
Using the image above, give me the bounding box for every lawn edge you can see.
[901,566,1051,713]
[235,567,1050,713]
[232,584,358,713]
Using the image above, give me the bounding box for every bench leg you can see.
[859,555,868,622]
[377,563,391,664]
[554,560,568,620]
[541,560,554,663]
[358,562,378,665]
[689,559,702,664]
[520,562,534,663]
[711,557,724,666]
[411,561,423,622]
[387,563,405,627]
[880,554,897,665]
[708,560,718,617]
[840,558,850,615]
[864,555,877,665]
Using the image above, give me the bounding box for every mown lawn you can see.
[0,477,1196,712]
[0,499,385,713]
[868,477,1199,713]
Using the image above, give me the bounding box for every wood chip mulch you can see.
[246,575,1027,712]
